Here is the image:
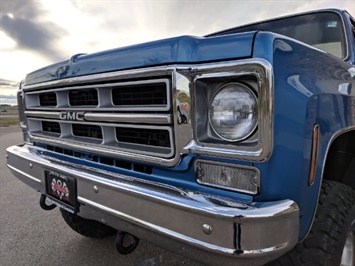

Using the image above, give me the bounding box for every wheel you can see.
[268,180,355,266]
[60,208,116,239]
[342,230,355,266]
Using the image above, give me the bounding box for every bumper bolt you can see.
[29,163,33,168]
[94,186,99,193]
[202,224,212,235]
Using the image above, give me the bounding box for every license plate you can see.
[45,170,78,212]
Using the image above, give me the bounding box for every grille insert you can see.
[116,127,171,147]
[39,93,57,106]
[72,124,103,139]
[69,89,98,106]
[112,83,167,106]
[42,121,61,133]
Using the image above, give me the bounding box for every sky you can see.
[0,0,354,105]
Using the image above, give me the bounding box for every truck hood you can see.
[25,32,256,85]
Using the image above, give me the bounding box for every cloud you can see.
[0,78,18,87]
[0,95,17,99]
[0,0,68,62]
[69,0,354,49]
[0,94,17,105]
[0,78,19,100]
[0,0,353,85]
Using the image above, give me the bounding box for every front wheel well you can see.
[323,130,355,189]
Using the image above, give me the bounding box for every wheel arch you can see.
[322,128,355,189]
[302,127,355,242]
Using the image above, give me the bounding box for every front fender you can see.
[253,31,355,240]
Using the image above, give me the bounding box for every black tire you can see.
[177,108,182,124]
[181,114,187,124]
[60,208,116,239]
[268,180,355,266]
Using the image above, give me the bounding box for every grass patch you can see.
[0,106,18,116]
[0,117,19,127]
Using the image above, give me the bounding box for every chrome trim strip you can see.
[25,111,172,124]
[84,113,172,124]
[26,111,61,119]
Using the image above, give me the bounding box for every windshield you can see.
[210,12,346,59]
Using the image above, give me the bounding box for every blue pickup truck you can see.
[6,8,355,265]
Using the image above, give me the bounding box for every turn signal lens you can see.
[309,124,319,186]
[196,160,260,195]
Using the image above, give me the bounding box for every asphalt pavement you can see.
[0,126,203,266]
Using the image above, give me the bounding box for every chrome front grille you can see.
[25,78,175,159]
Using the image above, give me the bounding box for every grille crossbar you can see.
[25,79,170,111]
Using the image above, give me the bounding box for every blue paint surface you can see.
[25,33,255,85]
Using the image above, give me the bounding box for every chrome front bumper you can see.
[6,144,299,266]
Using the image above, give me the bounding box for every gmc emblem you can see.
[59,111,85,121]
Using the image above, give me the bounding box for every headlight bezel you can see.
[188,59,273,162]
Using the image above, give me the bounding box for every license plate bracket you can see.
[45,170,78,213]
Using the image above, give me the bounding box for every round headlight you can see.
[209,83,257,141]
